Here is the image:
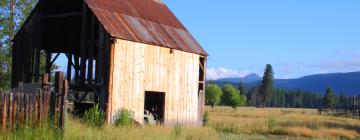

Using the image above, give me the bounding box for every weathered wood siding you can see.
[110,39,203,127]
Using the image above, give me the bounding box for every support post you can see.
[80,3,89,86]
[60,80,68,131]
[45,51,52,81]
[67,54,72,82]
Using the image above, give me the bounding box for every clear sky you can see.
[163,0,360,80]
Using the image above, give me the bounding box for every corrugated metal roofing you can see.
[85,0,207,56]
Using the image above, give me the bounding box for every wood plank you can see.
[67,54,72,82]
[80,3,89,86]
[2,94,7,133]
[60,80,68,131]
[41,12,82,19]
[8,93,13,131]
[45,51,52,74]
[87,14,95,85]
[106,40,115,124]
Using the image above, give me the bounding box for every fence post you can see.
[54,71,64,129]
[2,94,6,133]
[353,96,356,117]
[42,73,50,123]
[60,80,68,131]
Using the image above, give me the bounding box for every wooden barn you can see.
[11,0,207,126]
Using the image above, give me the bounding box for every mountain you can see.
[210,71,360,95]
[216,73,261,83]
[274,72,360,95]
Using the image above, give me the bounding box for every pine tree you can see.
[259,64,274,107]
[322,88,336,109]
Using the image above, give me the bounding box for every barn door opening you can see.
[144,91,165,125]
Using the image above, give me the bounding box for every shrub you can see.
[203,111,210,126]
[83,104,104,127]
[268,117,277,130]
[114,109,134,127]
[172,124,182,137]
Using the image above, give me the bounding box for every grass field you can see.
[1,106,360,140]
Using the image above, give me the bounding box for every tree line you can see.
[206,64,359,109]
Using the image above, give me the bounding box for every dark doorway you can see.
[144,91,165,124]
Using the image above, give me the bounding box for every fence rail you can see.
[319,109,360,117]
[0,71,68,133]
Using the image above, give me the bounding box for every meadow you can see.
[1,106,359,140]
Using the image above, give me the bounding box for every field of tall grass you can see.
[209,107,360,140]
[1,106,359,140]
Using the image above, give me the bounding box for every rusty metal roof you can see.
[85,0,207,56]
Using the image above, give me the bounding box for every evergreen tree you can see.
[322,88,336,109]
[259,64,274,107]
[247,86,258,106]
[205,84,223,108]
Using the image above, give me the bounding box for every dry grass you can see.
[208,106,360,140]
[2,107,359,140]
[63,119,219,140]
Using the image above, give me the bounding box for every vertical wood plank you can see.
[67,54,72,82]
[106,40,115,124]
[80,3,89,86]
[38,89,43,126]
[2,94,7,133]
[60,80,68,131]
[9,93,13,131]
[13,93,17,130]
[20,93,24,128]
[34,93,39,127]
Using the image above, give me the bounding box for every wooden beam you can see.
[41,12,82,19]
[87,14,95,85]
[80,3,88,86]
[45,51,51,74]
[67,54,72,82]
[50,53,61,66]
[96,25,104,84]
[74,55,80,85]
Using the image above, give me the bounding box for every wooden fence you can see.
[0,71,68,133]
[319,109,360,117]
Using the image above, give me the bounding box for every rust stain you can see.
[85,0,207,56]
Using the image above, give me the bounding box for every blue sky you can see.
[163,0,360,79]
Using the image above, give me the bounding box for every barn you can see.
[11,0,207,127]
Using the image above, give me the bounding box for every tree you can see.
[0,0,38,90]
[222,84,246,109]
[205,84,223,108]
[322,88,336,109]
[259,64,274,107]
[247,86,259,106]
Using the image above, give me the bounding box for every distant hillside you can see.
[216,73,261,83]
[209,71,360,95]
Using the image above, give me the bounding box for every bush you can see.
[203,111,210,126]
[268,117,277,130]
[83,104,104,127]
[172,124,182,137]
[114,109,134,127]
